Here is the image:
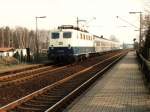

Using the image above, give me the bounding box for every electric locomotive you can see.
[48,25,120,62]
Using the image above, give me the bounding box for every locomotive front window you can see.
[52,32,59,39]
[63,32,72,38]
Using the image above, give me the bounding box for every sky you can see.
[0,0,144,44]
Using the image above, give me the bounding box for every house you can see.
[14,48,29,56]
[0,48,14,57]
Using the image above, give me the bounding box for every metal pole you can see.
[8,30,10,48]
[129,12,142,50]
[35,16,46,62]
[1,28,4,47]
[77,17,79,29]
[11,31,13,48]
[139,12,142,48]
[77,17,79,39]
[35,17,39,62]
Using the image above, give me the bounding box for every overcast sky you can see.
[0,0,144,43]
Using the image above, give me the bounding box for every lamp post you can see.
[35,16,46,62]
[129,11,142,49]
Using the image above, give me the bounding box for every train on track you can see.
[48,25,120,62]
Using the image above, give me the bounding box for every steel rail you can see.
[0,64,70,87]
[0,63,50,76]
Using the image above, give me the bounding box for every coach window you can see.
[52,32,59,39]
[80,33,82,39]
[63,32,72,38]
[86,35,87,40]
[83,34,85,40]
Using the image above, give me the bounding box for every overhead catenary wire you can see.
[116,16,139,29]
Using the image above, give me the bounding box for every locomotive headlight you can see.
[68,44,71,49]
[51,45,54,49]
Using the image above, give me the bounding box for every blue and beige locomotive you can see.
[48,25,120,62]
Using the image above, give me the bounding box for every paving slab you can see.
[64,51,150,112]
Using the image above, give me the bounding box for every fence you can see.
[137,51,150,89]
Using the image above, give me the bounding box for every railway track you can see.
[0,63,51,77]
[0,51,120,88]
[0,64,69,87]
[0,51,128,112]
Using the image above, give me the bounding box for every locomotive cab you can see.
[48,28,75,62]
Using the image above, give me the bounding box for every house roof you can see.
[0,48,14,52]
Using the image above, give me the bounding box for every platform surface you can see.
[64,51,150,112]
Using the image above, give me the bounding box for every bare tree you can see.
[109,35,119,42]
[0,26,49,54]
[0,28,4,47]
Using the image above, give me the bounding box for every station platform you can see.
[64,51,150,112]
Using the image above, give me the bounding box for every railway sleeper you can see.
[45,91,68,96]
[14,105,43,112]
[44,92,65,97]
[48,92,69,97]
[23,102,50,108]
[40,94,61,99]
[60,83,77,87]
[28,99,54,105]
[42,94,62,99]
[56,83,75,90]
[33,97,55,102]
[66,81,82,86]
[50,88,72,93]
[34,96,60,102]
[33,97,61,103]
[59,84,77,88]
[52,85,73,89]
